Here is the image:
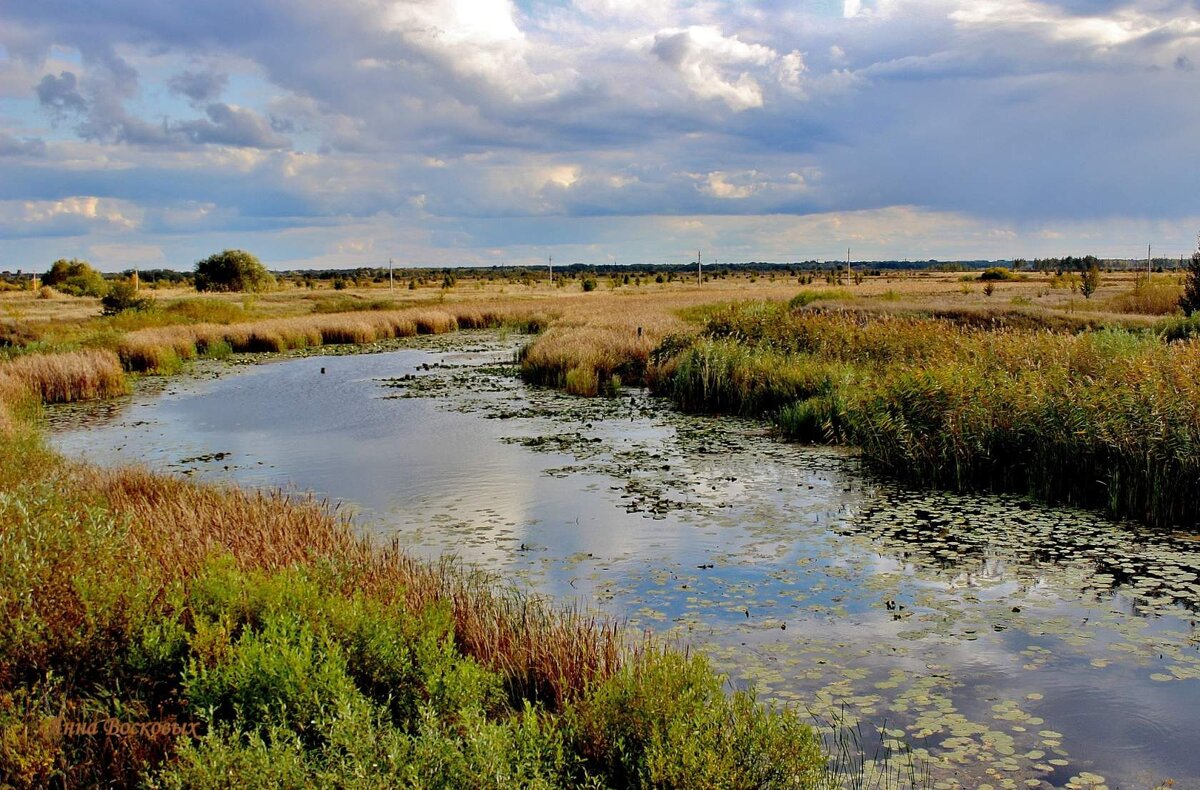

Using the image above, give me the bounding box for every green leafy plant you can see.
[194,250,275,293]
[101,282,154,315]
[42,258,108,297]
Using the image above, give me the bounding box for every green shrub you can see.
[581,277,597,292]
[0,433,831,789]
[978,267,1015,282]
[1160,313,1200,343]
[197,339,232,360]
[195,250,274,293]
[567,651,827,788]
[42,259,108,297]
[101,282,153,315]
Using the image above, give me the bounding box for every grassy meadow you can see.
[1,265,1196,785]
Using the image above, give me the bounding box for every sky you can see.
[1,0,1199,272]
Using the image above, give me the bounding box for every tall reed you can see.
[652,303,1200,528]
[0,349,127,403]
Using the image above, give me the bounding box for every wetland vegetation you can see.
[3,266,1199,787]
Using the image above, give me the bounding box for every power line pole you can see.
[847,247,851,282]
[697,250,702,288]
[388,258,394,292]
[1147,243,1152,279]
[548,254,553,286]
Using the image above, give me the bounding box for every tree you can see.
[43,258,108,297]
[194,249,275,293]
[1078,256,1101,299]
[1181,249,1200,316]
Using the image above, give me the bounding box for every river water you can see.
[47,333,1200,790]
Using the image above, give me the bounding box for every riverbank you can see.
[0,410,830,787]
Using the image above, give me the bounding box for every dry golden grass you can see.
[79,462,625,706]
[0,350,127,403]
[1104,281,1183,315]
[521,327,657,394]
[0,373,27,433]
[113,302,555,370]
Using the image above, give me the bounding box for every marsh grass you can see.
[520,326,655,395]
[652,302,1200,528]
[0,349,128,403]
[309,295,398,314]
[115,305,545,373]
[0,425,833,788]
[1105,282,1183,315]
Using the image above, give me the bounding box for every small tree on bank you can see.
[195,249,275,293]
[100,281,153,315]
[1079,257,1101,299]
[1182,249,1200,316]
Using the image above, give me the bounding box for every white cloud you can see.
[637,25,783,110]
[0,196,142,237]
[703,171,757,199]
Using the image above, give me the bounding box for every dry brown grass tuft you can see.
[411,310,458,334]
[521,326,655,393]
[0,350,127,403]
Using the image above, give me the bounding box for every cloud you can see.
[0,196,142,238]
[173,103,291,149]
[643,25,778,110]
[167,69,229,104]
[0,132,47,158]
[35,71,88,119]
[2,0,1200,269]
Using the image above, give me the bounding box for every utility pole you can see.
[388,258,394,291]
[847,247,851,282]
[1147,243,1152,280]
[697,250,702,288]
[548,254,553,285]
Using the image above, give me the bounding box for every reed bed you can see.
[520,326,656,395]
[651,302,1200,528]
[0,349,127,403]
[115,304,550,372]
[515,289,723,393]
